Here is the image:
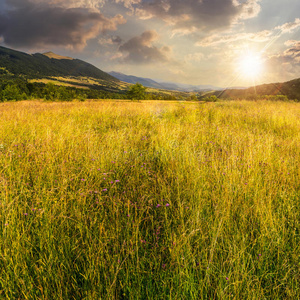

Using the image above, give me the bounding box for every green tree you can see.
[1,84,23,101]
[204,95,218,102]
[187,94,198,101]
[43,82,58,101]
[126,83,146,101]
[57,86,73,101]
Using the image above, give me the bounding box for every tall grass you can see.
[0,100,299,299]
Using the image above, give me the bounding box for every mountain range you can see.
[0,46,116,82]
[0,45,300,100]
[109,71,223,92]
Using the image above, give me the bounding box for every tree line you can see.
[0,78,126,102]
[0,79,181,102]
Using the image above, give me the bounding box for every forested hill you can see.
[208,78,300,100]
[0,46,117,81]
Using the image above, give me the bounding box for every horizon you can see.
[0,0,299,87]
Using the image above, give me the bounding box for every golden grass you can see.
[0,100,299,299]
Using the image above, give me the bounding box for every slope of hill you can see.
[0,46,192,100]
[209,78,300,100]
[0,46,117,82]
[109,71,223,92]
[43,52,73,60]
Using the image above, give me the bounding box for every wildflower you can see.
[156,204,161,208]
[165,203,170,207]
[24,213,28,216]
[102,188,108,192]
[115,180,120,183]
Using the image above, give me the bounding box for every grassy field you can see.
[0,100,299,299]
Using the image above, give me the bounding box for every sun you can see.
[238,52,264,79]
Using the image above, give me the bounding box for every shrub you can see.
[126,83,146,101]
[203,95,218,102]
[1,84,24,101]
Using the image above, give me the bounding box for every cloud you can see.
[0,0,125,49]
[198,18,300,47]
[117,30,171,64]
[285,40,300,47]
[17,0,105,11]
[237,0,261,20]
[265,41,300,81]
[184,52,204,63]
[117,0,261,34]
[275,18,300,33]
[198,30,272,46]
[115,0,140,10]
[282,41,300,62]
[98,35,123,45]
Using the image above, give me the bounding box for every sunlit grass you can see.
[0,100,300,299]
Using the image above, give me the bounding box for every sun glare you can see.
[239,53,263,79]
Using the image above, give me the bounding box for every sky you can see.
[0,0,300,87]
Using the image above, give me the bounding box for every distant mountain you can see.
[109,72,164,89]
[159,81,224,92]
[109,71,223,92]
[0,46,117,82]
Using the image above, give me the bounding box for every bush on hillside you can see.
[203,95,218,102]
[126,83,147,101]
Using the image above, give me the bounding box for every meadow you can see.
[0,99,299,299]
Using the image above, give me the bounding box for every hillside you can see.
[207,78,300,100]
[43,52,73,60]
[0,46,117,82]
[2,45,299,101]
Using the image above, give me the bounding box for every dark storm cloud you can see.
[119,0,261,34]
[0,0,125,49]
[118,30,171,64]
